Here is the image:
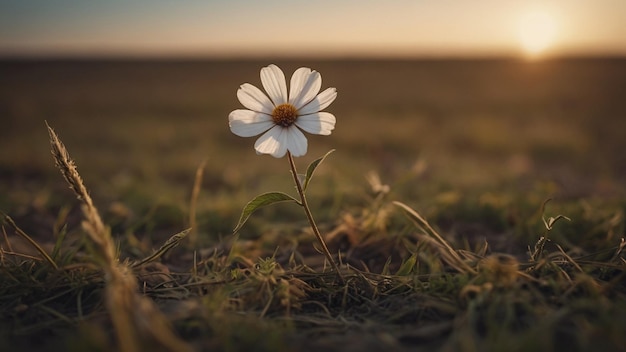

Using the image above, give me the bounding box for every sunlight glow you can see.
[517,10,558,59]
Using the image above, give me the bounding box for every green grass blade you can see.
[51,224,68,261]
[380,256,393,275]
[395,253,417,276]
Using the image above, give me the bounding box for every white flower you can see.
[229,64,337,158]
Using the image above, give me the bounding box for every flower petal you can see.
[229,109,274,137]
[298,87,337,115]
[237,83,274,114]
[285,126,308,157]
[295,112,336,136]
[289,67,322,110]
[254,125,288,158]
[260,64,288,106]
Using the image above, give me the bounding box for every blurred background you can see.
[2,0,626,58]
[1,0,625,240]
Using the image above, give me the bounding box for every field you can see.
[1,58,625,351]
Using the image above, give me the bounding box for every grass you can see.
[0,58,625,351]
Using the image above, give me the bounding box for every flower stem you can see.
[287,152,343,282]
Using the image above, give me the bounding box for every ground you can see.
[0,58,625,351]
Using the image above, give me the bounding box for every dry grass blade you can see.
[415,234,470,274]
[611,238,626,262]
[189,160,206,247]
[554,243,584,273]
[46,122,191,352]
[2,214,59,270]
[132,228,191,268]
[393,201,476,274]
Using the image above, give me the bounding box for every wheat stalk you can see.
[46,122,190,352]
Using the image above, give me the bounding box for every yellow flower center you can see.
[271,103,298,127]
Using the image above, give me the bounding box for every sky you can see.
[1,0,625,59]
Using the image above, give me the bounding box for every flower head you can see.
[229,64,337,158]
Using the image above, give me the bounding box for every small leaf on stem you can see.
[303,149,335,191]
[233,192,299,233]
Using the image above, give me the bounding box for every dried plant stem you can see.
[46,122,190,352]
[188,160,206,247]
[287,152,343,282]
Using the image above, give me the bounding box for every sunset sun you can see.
[517,10,558,59]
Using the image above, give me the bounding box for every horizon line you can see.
[1,52,625,62]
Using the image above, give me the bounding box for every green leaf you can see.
[233,192,299,233]
[303,149,335,191]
